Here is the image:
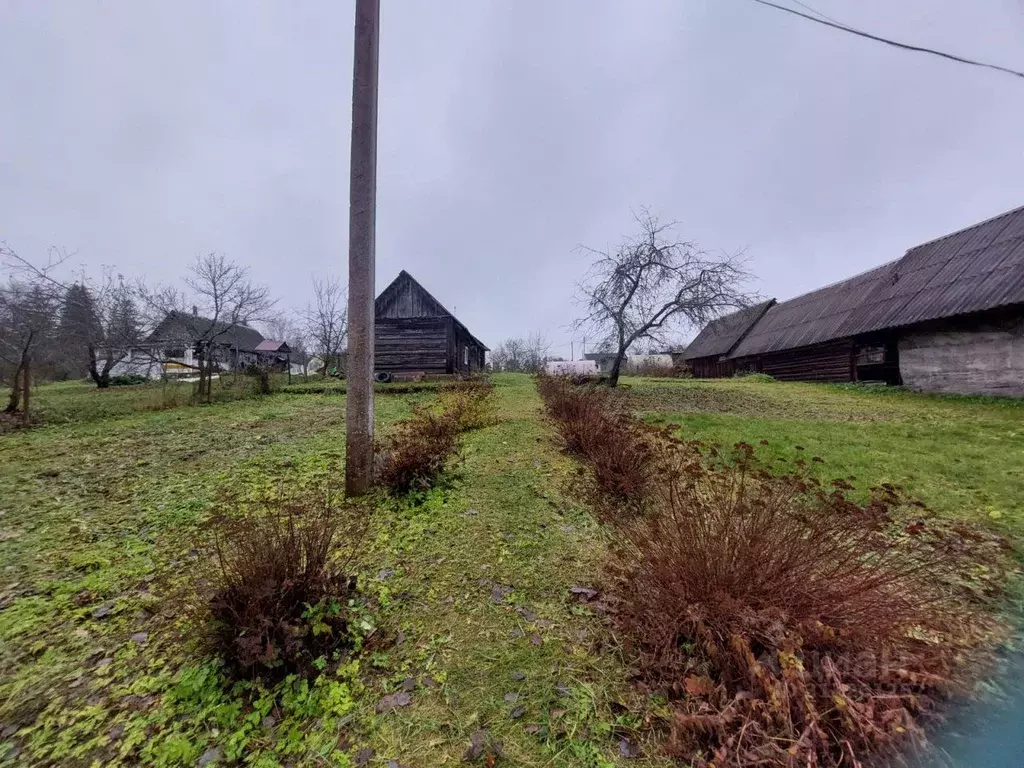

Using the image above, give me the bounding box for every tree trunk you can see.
[21,357,30,423]
[87,345,111,388]
[607,350,626,388]
[4,367,21,414]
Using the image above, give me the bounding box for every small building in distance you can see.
[583,351,619,374]
[254,339,292,372]
[374,271,488,378]
[112,310,265,379]
[683,204,1024,396]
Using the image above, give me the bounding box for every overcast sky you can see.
[2,0,1022,358]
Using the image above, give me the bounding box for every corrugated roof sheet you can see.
[839,205,1024,336]
[683,299,776,360]
[730,261,899,358]
[726,204,1024,359]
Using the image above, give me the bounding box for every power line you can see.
[786,0,842,26]
[748,0,1024,81]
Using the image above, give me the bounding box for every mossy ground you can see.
[1,374,1020,766]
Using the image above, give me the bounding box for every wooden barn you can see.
[684,204,1024,396]
[374,271,488,378]
[682,300,776,378]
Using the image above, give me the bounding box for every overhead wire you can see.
[748,0,1024,81]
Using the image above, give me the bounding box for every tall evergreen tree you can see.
[56,283,103,380]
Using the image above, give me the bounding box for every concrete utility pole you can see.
[345,0,380,496]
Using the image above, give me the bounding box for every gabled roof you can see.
[683,299,776,360]
[147,311,265,352]
[255,339,291,353]
[375,270,489,350]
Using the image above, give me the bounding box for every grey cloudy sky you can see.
[2,0,1022,358]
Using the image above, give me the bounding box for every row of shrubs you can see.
[201,377,497,681]
[535,374,1009,768]
[375,377,496,494]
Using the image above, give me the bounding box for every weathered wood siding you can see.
[375,317,450,375]
[899,322,1024,396]
[377,274,446,319]
[688,357,735,378]
[735,339,856,382]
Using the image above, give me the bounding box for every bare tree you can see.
[3,247,143,388]
[0,245,66,420]
[137,253,275,402]
[302,276,347,375]
[58,273,140,388]
[490,332,551,373]
[574,209,756,387]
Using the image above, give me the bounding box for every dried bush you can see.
[442,376,496,432]
[536,374,614,458]
[376,404,462,494]
[537,374,657,520]
[207,492,364,680]
[608,443,1003,767]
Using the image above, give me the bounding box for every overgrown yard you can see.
[628,377,1024,533]
[0,375,1020,766]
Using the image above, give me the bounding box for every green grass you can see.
[1,373,1021,766]
[624,376,1024,534]
[18,376,293,427]
[0,375,662,767]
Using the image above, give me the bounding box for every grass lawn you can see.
[1,374,1020,766]
[625,377,1024,536]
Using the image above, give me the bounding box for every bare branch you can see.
[573,210,758,386]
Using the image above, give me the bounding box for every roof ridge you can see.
[905,203,1024,252]
[775,258,899,304]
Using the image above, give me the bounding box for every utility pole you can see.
[570,340,574,361]
[345,0,380,496]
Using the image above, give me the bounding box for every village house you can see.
[112,310,266,379]
[373,271,488,379]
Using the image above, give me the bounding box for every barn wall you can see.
[374,317,449,375]
[735,339,856,382]
[899,320,1024,396]
[688,357,735,379]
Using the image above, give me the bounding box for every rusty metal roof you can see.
[683,299,776,360]
[727,204,1024,358]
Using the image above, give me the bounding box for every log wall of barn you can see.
[375,317,450,375]
[688,357,735,378]
[735,339,856,382]
[899,317,1024,396]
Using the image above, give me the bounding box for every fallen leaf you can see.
[375,691,413,713]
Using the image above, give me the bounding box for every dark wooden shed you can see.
[374,271,488,377]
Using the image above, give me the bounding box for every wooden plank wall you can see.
[377,274,445,319]
[736,339,856,382]
[689,357,735,378]
[375,317,449,374]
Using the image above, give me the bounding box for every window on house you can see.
[463,346,469,366]
[163,347,185,358]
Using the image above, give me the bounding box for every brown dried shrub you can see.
[206,492,366,681]
[376,404,462,494]
[608,442,1006,767]
[537,374,658,520]
[441,376,497,432]
[536,374,615,458]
